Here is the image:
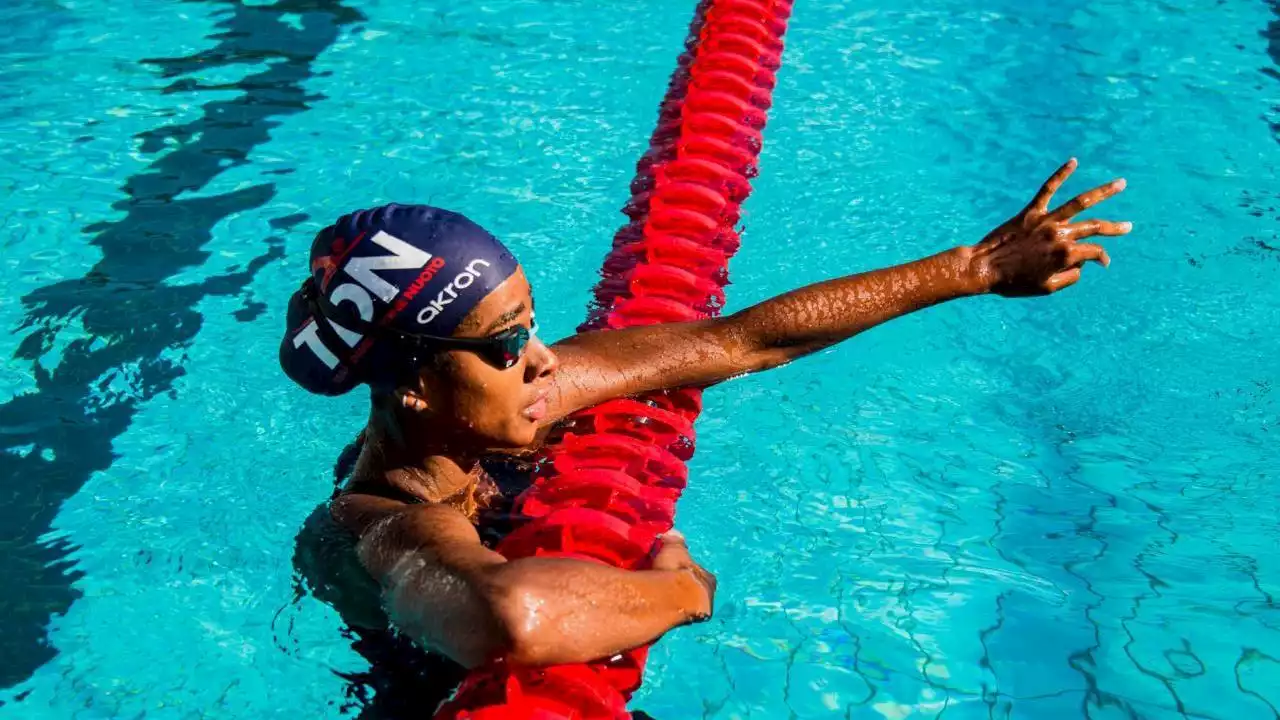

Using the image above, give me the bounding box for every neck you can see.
[360,397,483,504]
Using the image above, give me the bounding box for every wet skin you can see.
[322,159,1131,669]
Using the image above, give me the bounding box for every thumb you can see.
[653,529,691,569]
[657,530,691,556]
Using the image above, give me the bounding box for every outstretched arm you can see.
[546,159,1130,422]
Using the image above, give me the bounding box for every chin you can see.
[500,419,540,449]
[473,424,534,451]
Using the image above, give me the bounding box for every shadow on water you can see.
[1266,2,1280,143]
[0,0,363,694]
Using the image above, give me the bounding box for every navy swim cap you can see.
[279,204,519,396]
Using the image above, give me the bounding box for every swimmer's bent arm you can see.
[334,496,713,668]
[545,160,1131,422]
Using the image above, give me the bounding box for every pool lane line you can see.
[438,1,795,717]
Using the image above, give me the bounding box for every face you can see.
[409,267,559,449]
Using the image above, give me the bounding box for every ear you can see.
[395,385,430,413]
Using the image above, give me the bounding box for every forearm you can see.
[728,246,983,366]
[484,558,701,666]
[544,248,984,416]
[382,550,699,667]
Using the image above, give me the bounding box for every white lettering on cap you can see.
[293,321,340,369]
[344,230,433,303]
[295,229,432,372]
[326,283,375,347]
[416,258,494,326]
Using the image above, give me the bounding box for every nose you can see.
[524,336,558,383]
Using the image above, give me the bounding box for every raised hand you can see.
[969,158,1132,297]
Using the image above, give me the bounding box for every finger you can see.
[660,529,687,544]
[1067,242,1111,269]
[1044,267,1082,293]
[1028,157,1078,214]
[1048,178,1126,222]
[1067,219,1133,240]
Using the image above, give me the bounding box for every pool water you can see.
[2,0,1278,717]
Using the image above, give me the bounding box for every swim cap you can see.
[279,204,519,396]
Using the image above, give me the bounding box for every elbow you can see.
[716,314,779,376]
[481,573,572,667]
[721,310,808,374]
[502,625,559,667]
[379,561,558,669]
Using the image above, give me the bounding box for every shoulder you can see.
[330,489,412,536]
[292,500,388,629]
[333,491,483,571]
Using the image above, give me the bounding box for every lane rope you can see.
[437,2,794,716]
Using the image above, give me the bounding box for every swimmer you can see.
[283,159,1128,674]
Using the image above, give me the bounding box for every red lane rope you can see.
[436,2,793,717]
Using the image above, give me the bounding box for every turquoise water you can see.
[2,0,1278,717]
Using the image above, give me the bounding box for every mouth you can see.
[522,391,549,422]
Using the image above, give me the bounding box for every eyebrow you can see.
[482,302,526,334]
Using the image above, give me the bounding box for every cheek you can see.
[448,356,525,430]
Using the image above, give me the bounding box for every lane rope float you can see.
[436,1,794,716]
